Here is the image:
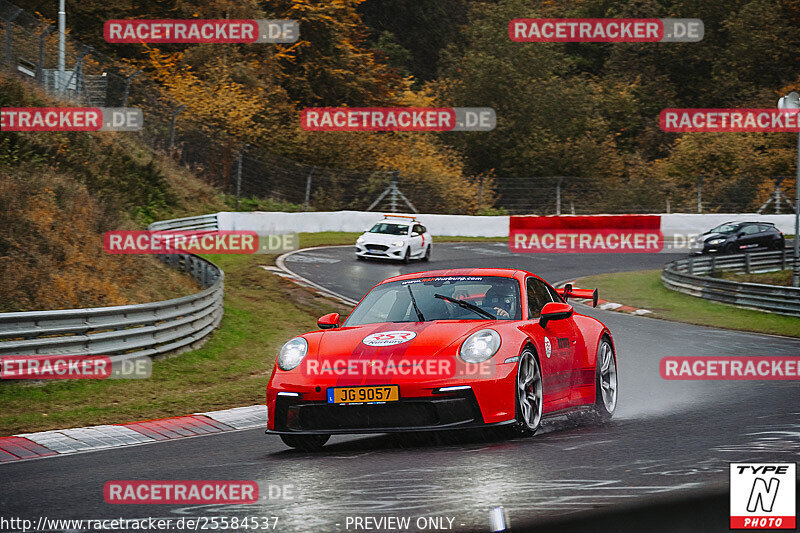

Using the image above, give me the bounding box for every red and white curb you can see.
[0,404,265,463]
[559,280,653,316]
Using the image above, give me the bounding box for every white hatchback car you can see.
[355,215,432,263]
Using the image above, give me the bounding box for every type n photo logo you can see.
[730,463,796,529]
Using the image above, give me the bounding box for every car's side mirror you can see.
[318,312,340,329]
[411,232,420,237]
[539,302,573,329]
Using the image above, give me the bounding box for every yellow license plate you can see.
[327,385,399,404]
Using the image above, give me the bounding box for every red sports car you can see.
[266,268,618,451]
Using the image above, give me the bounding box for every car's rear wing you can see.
[556,284,599,307]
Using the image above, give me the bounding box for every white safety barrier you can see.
[216,211,797,238]
[217,211,509,237]
[660,214,796,237]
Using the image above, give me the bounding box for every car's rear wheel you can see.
[279,433,330,451]
[568,337,618,425]
[508,350,543,437]
[593,338,617,422]
[402,247,411,264]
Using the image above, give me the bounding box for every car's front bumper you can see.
[355,243,406,259]
[267,361,518,434]
[266,388,510,434]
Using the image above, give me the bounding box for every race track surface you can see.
[3,243,799,532]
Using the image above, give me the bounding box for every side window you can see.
[545,283,562,302]
[419,225,427,234]
[742,224,759,235]
[758,224,770,233]
[526,278,554,319]
[412,224,423,235]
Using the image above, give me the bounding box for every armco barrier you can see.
[661,250,800,317]
[148,213,220,233]
[0,212,223,358]
[0,254,223,357]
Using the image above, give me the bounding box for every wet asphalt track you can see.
[2,243,799,533]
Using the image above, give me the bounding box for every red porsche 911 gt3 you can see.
[266,268,618,451]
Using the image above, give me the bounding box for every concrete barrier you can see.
[217,211,509,237]
[212,211,796,239]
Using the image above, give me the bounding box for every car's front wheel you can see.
[402,247,411,264]
[509,350,543,437]
[279,434,330,451]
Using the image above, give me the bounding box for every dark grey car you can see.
[699,221,785,254]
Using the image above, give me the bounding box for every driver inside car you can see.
[482,285,516,319]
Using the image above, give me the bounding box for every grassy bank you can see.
[718,269,795,287]
[576,269,799,338]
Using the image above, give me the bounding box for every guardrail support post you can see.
[697,177,703,213]
[36,25,52,81]
[4,9,22,66]
[235,149,244,210]
[121,70,141,108]
[303,167,314,211]
[744,253,751,274]
[556,177,563,215]
[710,255,716,277]
[688,257,694,275]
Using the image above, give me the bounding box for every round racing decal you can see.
[544,337,552,358]
[362,330,417,347]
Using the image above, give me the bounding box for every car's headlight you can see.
[278,337,308,371]
[708,238,726,245]
[459,329,501,363]
[357,236,365,244]
[391,240,405,247]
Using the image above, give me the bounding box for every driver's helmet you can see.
[483,284,516,317]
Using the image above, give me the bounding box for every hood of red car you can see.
[310,320,491,361]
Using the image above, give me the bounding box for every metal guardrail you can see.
[662,250,800,317]
[148,214,220,233]
[0,216,224,358]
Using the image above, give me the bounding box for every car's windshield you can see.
[343,276,521,326]
[709,223,739,233]
[368,223,409,236]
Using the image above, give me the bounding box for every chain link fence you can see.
[2,0,794,216]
